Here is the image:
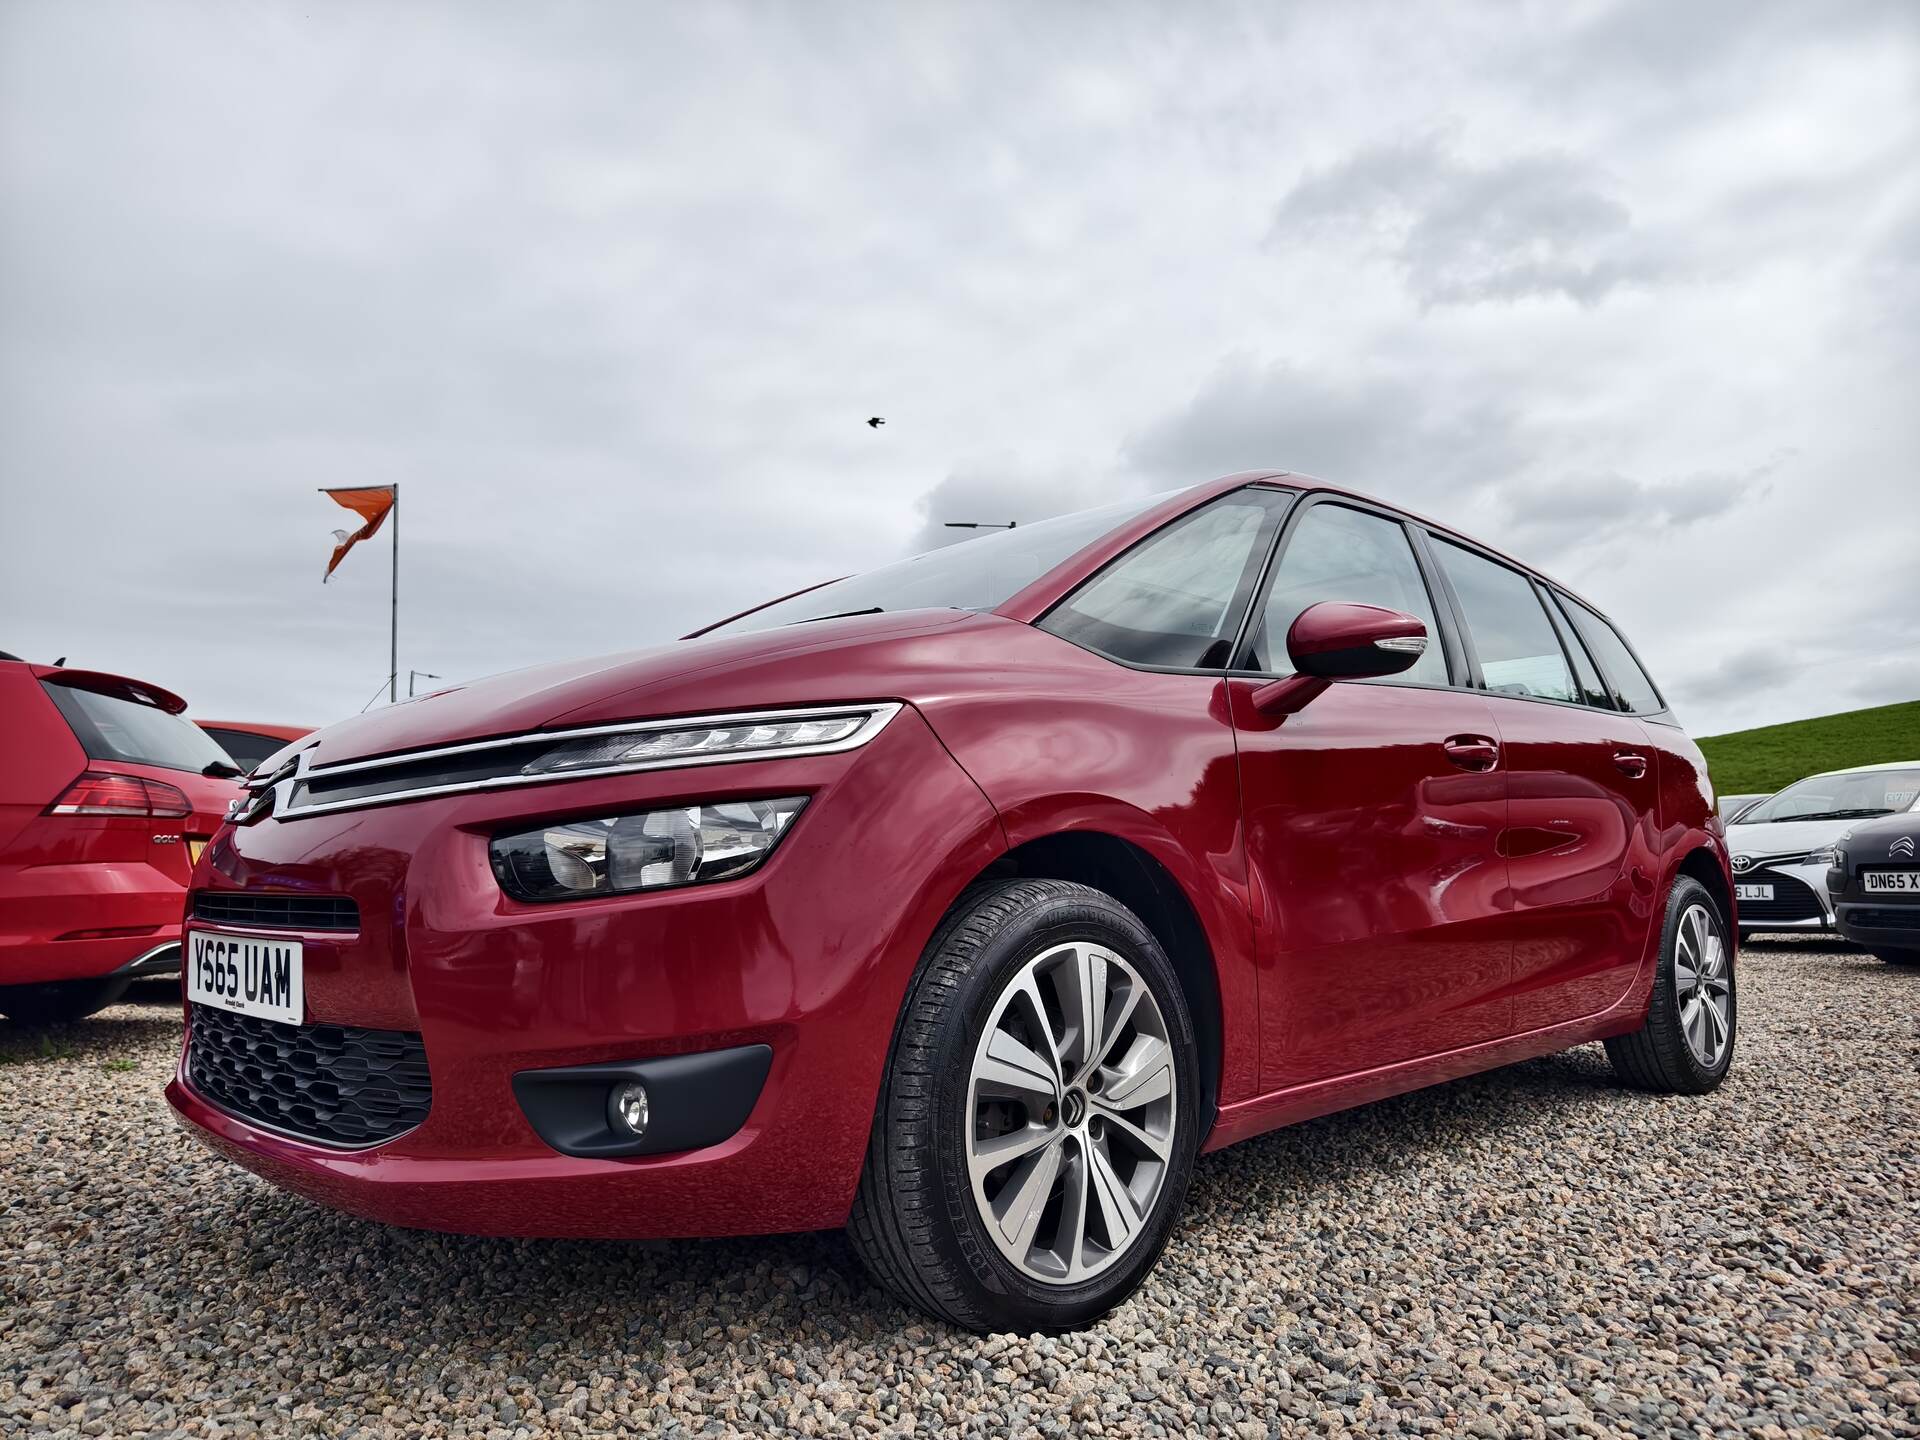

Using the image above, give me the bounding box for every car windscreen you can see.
[698,490,1178,637]
[43,680,234,774]
[1735,769,1920,824]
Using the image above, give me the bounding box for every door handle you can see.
[1612,751,1649,779]
[1442,735,1500,772]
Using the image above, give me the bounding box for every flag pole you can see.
[389,484,399,705]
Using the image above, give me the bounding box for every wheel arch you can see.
[1676,843,1734,935]
[957,828,1229,1139]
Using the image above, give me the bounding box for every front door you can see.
[1231,499,1514,1091]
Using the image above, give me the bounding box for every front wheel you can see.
[848,879,1200,1333]
[1604,876,1735,1094]
[0,975,133,1025]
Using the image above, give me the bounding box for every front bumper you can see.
[166,703,1005,1239]
[1733,860,1834,934]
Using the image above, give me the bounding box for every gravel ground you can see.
[2,937,1915,1439]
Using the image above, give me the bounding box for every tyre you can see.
[1872,948,1920,966]
[1605,876,1735,1094]
[848,878,1200,1333]
[0,975,133,1025]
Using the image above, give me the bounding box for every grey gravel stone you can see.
[1,939,1916,1437]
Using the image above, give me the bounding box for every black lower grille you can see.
[192,892,359,931]
[1736,873,1825,925]
[187,1004,430,1147]
[1848,907,1920,931]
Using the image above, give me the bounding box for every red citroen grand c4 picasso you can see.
[170,474,1735,1332]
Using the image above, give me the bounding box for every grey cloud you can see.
[1273,139,1661,307]
[1122,356,1521,508]
[1499,463,1777,559]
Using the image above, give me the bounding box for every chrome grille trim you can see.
[233,702,903,824]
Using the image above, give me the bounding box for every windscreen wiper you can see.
[787,607,884,626]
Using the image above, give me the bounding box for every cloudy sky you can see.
[2,0,1916,737]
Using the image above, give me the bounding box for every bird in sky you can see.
[866,416,885,428]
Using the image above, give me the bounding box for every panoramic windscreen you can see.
[699,490,1177,636]
[1736,769,1920,824]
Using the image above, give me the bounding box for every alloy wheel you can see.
[1673,902,1731,1069]
[965,941,1177,1284]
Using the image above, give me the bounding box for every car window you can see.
[1038,489,1292,668]
[201,727,289,770]
[1560,597,1665,715]
[1431,541,1578,702]
[43,681,234,774]
[1244,503,1447,683]
[1736,769,1920,824]
[1542,592,1615,709]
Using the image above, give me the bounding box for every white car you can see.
[1725,760,1920,940]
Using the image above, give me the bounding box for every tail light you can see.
[47,771,192,818]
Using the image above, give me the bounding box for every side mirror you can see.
[1250,602,1430,716]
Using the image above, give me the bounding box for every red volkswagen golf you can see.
[170,474,1734,1332]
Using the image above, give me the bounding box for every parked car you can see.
[1718,792,1767,823]
[1724,761,1920,943]
[1,658,243,1022]
[169,473,1733,1332]
[195,720,314,772]
[1827,813,1920,965]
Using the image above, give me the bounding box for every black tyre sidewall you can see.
[923,886,1199,1331]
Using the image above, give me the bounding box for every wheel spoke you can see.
[1674,956,1699,996]
[1062,944,1108,1078]
[977,1030,1059,1103]
[1092,1102,1172,1161]
[1104,1036,1173,1109]
[970,1120,1060,1180]
[992,1139,1064,1256]
[1058,1136,1090,1281]
[1703,996,1728,1048]
[1011,973,1066,1082]
[1087,1139,1141,1253]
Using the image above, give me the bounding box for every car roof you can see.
[1799,759,1920,779]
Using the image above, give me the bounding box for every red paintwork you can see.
[166,474,1729,1239]
[1,662,240,985]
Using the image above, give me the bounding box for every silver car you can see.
[1725,761,1920,940]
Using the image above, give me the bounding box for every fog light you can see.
[610,1081,650,1137]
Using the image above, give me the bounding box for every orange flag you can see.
[320,486,396,582]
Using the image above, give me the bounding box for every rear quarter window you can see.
[42,681,233,774]
[1561,598,1665,715]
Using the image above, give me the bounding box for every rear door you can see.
[1424,541,1660,1029]
[1232,498,1512,1090]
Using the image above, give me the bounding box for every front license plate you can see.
[187,929,303,1025]
[1864,871,1920,893]
[1735,883,1774,902]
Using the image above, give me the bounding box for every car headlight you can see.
[520,714,877,776]
[490,796,807,902]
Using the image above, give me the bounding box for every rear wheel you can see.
[1873,948,1920,966]
[848,879,1199,1333]
[1605,876,1735,1094]
[0,975,133,1024]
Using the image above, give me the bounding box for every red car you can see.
[194,720,314,773]
[168,474,1733,1332]
[1,657,243,1023]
